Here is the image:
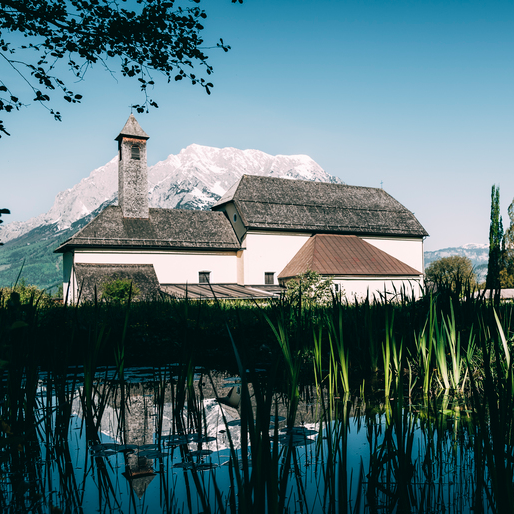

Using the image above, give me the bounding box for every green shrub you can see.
[425,255,477,294]
[0,279,53,308]
[284,270,338,307]
[101,278,140,303]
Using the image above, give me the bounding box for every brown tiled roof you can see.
[278,234,422,279]
[213,175,428,237]
[55,206,241,252]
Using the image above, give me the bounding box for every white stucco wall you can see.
[73,249,238,284]
[63,233,425,302]
[242,231,311,285]
[334,276,423,302]
[62,252,77,304]
[362,237,424,273]
[218,203,246,242]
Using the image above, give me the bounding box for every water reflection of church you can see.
[119,385,158,498]
[72,370,322,497]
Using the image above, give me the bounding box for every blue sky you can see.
[1,0,513,250]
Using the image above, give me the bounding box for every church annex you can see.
[55,115,428,302]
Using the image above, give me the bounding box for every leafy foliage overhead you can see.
[0,0,242,136]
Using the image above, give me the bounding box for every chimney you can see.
[115,114,150,218]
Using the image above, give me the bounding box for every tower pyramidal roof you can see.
[115,113,149,141]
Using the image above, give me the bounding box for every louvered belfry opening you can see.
[131,144,140,160]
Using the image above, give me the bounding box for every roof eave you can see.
[54,241,242,252]
[245,224,428,238]
[278,272,423,280]
[54,240,73,253]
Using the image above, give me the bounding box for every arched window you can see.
[131,145,140,160]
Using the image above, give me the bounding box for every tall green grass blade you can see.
[493,308,510,371]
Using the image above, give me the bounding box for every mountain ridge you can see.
[3,143,487,291]
[425,243,489,281]
[1,144,339,245]
[0,144,341,290]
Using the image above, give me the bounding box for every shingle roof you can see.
[74,263,161,301]
[55,206,241,252]
[213,175,428,237]
[115,113,149,141]
[278,234,422,280]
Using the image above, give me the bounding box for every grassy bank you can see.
[1,285,513,396]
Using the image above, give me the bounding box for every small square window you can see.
[265,272,274,285]
[199,271,211,284]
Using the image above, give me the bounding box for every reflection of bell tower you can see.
[120,386,156,498]
[115,114,150,219]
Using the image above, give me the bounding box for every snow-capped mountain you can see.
[0,144,341,244]
[0,157,119,244]
[0,144,341,289]
[424,243,489,267]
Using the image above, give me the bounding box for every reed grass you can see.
[467,308,514,512]
[326,306,350,395]
[3,280,514,511]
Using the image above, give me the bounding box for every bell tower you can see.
[115,114,150,218]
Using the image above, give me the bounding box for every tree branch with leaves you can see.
[0,0,242,136]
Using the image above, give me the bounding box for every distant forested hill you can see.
[424,243,489,283]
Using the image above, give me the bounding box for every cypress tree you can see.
[486,184,503,290]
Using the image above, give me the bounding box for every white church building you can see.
[55,115,428,302]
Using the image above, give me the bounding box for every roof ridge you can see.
[241,174,383,191]
[237,199,408,212]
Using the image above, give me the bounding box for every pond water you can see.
[1,366,493,513]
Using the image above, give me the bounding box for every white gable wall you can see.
[362,237,424,273]
[242,232,425,288]
[73,249,238,284]
[220,202,246,241]
[242,231,311,285]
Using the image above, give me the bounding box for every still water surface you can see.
[3,366,488,513]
